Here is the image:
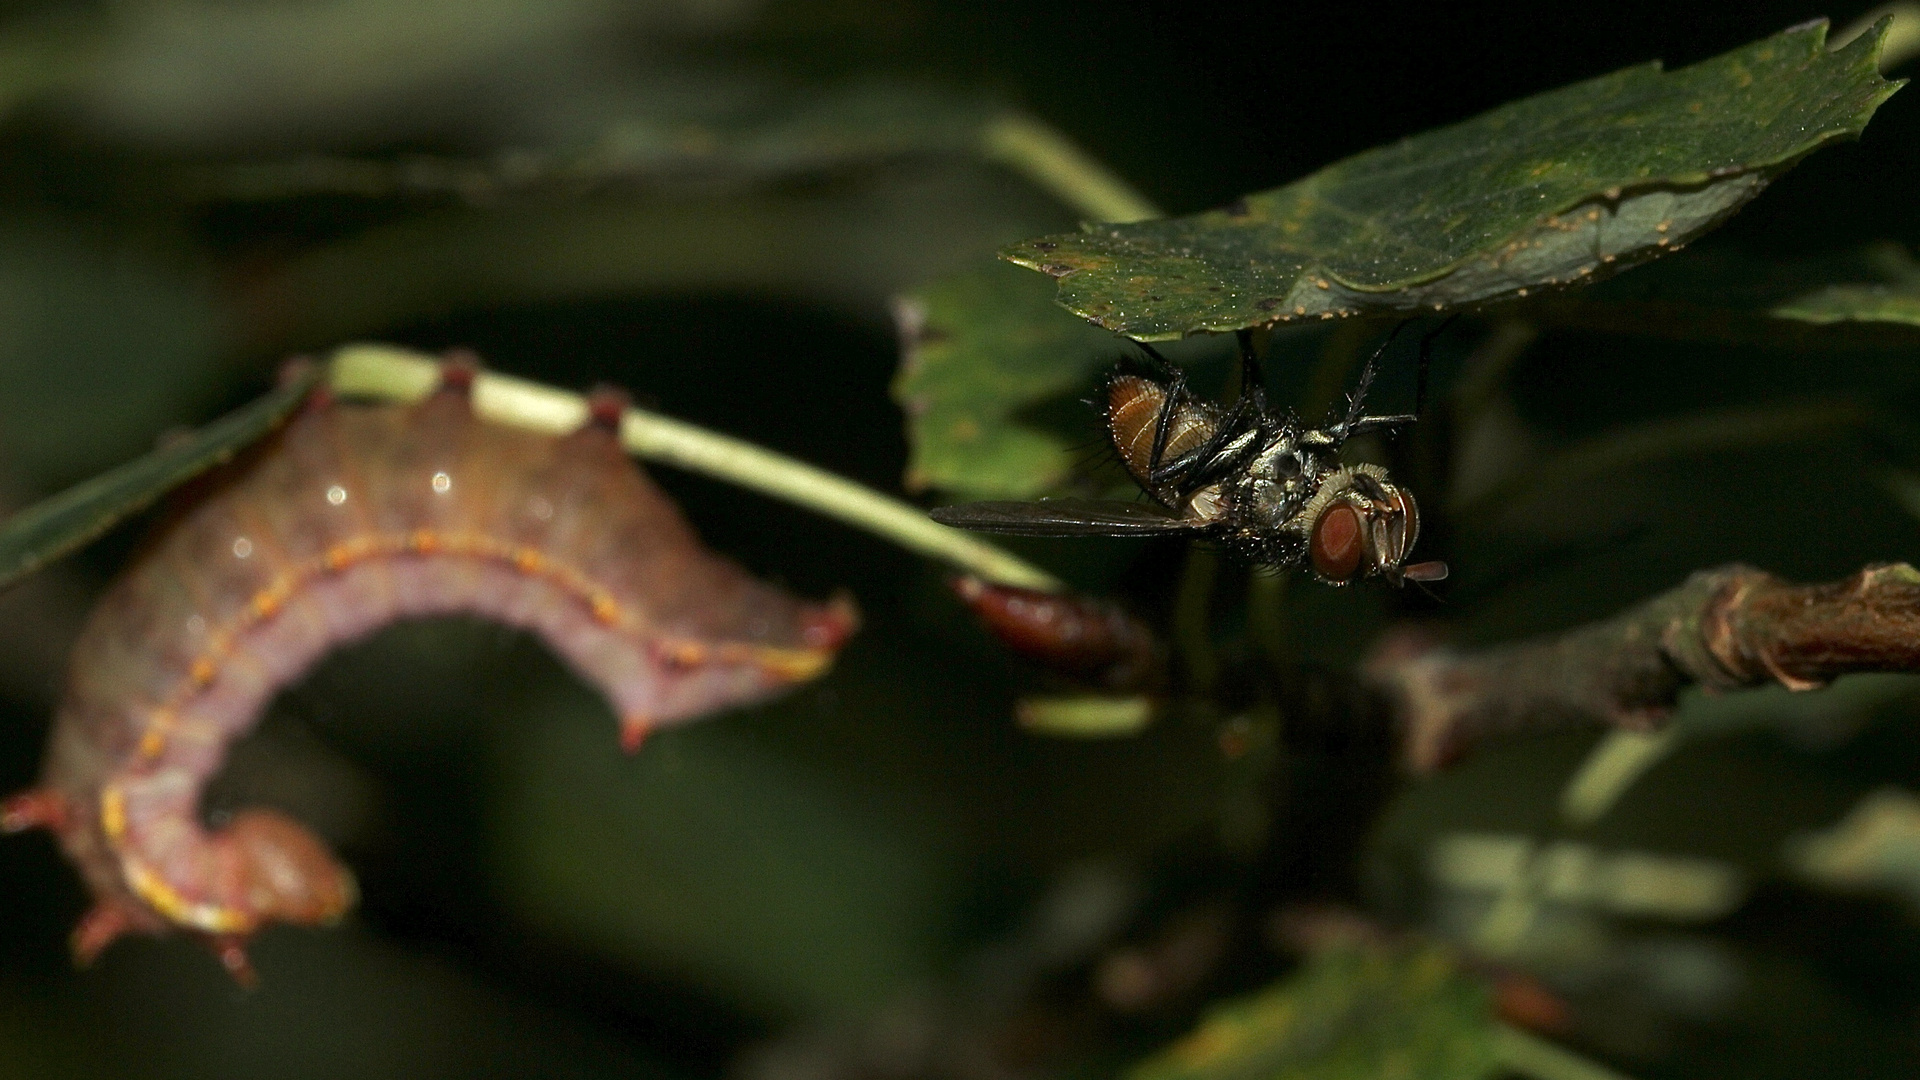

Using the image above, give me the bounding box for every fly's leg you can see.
[1236,329,1267,411]
[1126,339,1191,479]
[1145,333,1270,493]
[1338,315,1458,441]
[1147,365,1190,480]
[1335,321,1406,437]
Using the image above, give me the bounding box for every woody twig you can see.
[1370,563,1920,773]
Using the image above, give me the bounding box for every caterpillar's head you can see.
[217,808,358,927]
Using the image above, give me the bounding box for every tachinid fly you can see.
[930,328,1448,586]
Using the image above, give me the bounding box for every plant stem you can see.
[979,114,1161,224]
[327,344,1063,592]
[1372,561,1920,772]
[1015,694,1154,737]
[1558,728,1679,826]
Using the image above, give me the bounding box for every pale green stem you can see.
[327,343,1062,592]
[1471,864,1542,958]
[1559,728,1680,827]
[1494,1024,1640,1080]
[980,114,1161,223]
[1015,694,1154,737]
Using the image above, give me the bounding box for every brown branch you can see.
[1368,563,1920,773]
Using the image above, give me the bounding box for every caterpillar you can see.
[1,357,857,983]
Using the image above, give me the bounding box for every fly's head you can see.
[1288,463,1443,585]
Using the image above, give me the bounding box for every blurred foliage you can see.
[891,262,1116,499]
[1789,786,1920,909]
[1129,941,1496,1080]
[1,3,1919,1080]
[183,79,1010,199]
[488,680,954,1017]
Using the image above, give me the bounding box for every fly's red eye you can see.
[1310,503,1364,581]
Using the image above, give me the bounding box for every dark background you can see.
[0,2,1916,1078]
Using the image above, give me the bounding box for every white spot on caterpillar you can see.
[232,537,253,559]
[186,614,205,636]
[431,472,452,494]
[529,496,554,521]
[326,485,347,506]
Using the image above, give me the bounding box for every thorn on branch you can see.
[1367,562,1920,772]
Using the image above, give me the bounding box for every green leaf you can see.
[1130,941,1498,1080]
[892,261,1119,499]
[0,364,318,592]
[1004,19,1904,340]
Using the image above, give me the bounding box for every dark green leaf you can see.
[1129,941,1497,1080]
[892,262,1119,499]
[1004,20,1904,340]
[0,364,318,592]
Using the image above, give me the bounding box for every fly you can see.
[930,326,1449,586]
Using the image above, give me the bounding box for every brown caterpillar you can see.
[1,358,857,982]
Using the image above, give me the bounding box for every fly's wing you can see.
[930,498,1198,537]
